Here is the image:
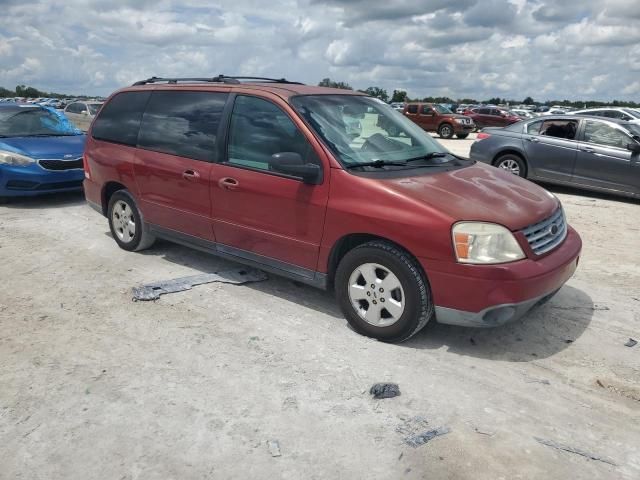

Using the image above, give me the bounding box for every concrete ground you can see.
[1,134,639,479]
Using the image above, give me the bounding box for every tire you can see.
[456,133,469,139]
[335,241,434,343]
[438,123,454,139]
[494,153,527,178]
[107,190,156,252]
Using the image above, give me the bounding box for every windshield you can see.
[0,107,81,137]
[433,104,453,114]
[290,95,453,168]
[88,103,103,115]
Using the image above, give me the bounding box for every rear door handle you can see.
[580,147,595,153]
[218,177,239,190]
[182,169,200,180]
[527,137,539,143]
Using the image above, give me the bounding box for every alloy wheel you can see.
[111,200,136,243]
[347,262,405,327]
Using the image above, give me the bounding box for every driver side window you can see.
[226,95,318,172]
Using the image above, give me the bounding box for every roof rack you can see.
[131,75,304,86]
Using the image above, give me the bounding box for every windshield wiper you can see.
[345,159,410,169]
[404,152,451,163]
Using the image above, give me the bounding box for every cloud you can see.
[0,0,636,101]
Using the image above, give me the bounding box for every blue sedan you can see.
[0,104,86,202]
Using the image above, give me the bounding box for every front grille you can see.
[38,158,83,171]
[6,180,82,191]
[522,208,567,255]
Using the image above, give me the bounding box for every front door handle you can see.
[218,177,239,190]
[182,169,200,180]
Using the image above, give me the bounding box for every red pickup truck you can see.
[403,103,475,139]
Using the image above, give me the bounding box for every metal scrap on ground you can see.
[131,268,268,301]
[534,437,618,466]
[624,338,637,347]
[267,440,281,457]
[404,427,451,448]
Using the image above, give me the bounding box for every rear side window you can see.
[138,91,227,162]
[92,91,150,146]
[407,104,418,114]
[420,105,432,114]
[540,120,578,139]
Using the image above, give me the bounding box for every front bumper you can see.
[0,164,84,197]
[420,226,582,327]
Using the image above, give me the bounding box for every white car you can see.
[63,101,103,131]
[511,108,535,119]
[572,107,640,124]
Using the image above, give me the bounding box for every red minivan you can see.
[84,76,581,343]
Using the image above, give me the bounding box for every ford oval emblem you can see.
[64,154,73,159]
[550,224,559,235]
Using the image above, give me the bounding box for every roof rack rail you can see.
[131,75,304,86]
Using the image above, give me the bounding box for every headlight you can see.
[454,118,465,123]
[452,222,525,264]
[0,150,36,166]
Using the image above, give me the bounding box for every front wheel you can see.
[335,241,433,343]
[456,133,469,139]
[494,154,526,178]
[107,190,156,251]
[438,123,454,139]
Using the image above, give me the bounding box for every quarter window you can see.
[226,95,317,173]
[527,120,543,135]
[583,120,630,149]
[137,91,227,162]
[92,91,151,146]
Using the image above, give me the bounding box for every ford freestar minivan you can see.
[84,76,582,343]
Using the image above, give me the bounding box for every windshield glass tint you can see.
[88,103,102,115]
[290,95,448,166]
[0,107,80,136]
[625,124,640,137]
[433,104,452,114]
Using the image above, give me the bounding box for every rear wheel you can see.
[335,241,433,343]
[456,133,469,139]
[107,190,156,251]
[494,154,526,178]
[438,123,454,139]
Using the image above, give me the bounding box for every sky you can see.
[1,0,639,101]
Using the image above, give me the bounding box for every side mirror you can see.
[271,152,321,184]
[626,142,640,154]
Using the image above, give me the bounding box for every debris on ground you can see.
[267,439,281,457]
[131,268,268,301]
[524,377,551,385]
[534,437,617,466]
[396,416,450,448]
[473,427,495,436]
[404,427,451,448]
[624,338,637,347]
[596,379,605,388]
[469,337,477,346]
[370,383,400,399]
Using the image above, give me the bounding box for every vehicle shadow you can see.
[1,191,85,209]
[136,239,593,360]
[403,285,594,361]
[540,183,640,205]
[137,238,345,319]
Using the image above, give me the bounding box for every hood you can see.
[379,162,558,231]
[445,113,471,121]
[0,134,86,160]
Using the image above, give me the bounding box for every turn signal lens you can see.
[476,132,491,140]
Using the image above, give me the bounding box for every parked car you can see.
[393,102,474,138]
[464,107,521,129]
[83,76,581,342]
[511,108,535,119]
[469,114,640,199]
[572,107,640,124]
[0,104,86,202]
[389,102,404,111]
[540,108,567,116]
[64,101,103,131]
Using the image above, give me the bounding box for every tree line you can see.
[0,85,85,99]
[317,78,640,108]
